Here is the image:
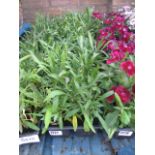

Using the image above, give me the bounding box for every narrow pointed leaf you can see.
[42,105,52,134]
[84,113,96,133]
[44,90,65,102]
[72,115,78,132]
[23,120,40,131]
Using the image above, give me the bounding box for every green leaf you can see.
[78,36,84,50]
[99,91,114,101]
[95,112,117,139]
[28,50,44,66]
[59,70,67,77]
[53,113,59,122]
[19,119,23,133]
[26,113,43,117]
[50,90,65,98]
[42,105,52,134]
[72,115,78,132]
[88,31,94,49]
[96,39,109,50]
[108,128,117,139]
[86,7,93,18]
[23,120,40,131]
[84,113,96,133]
[95,112,109,134]
[84,100,92,110]
[58,115,63,129]
[44,90,65,102]
[117,73,130,88]
[52,97,59,113]
[105,111,119,128]
[120,110,131,125]
[114,93,124,108]
[83,119,90,132]
[74,80,80,89]
[19,55,31,63]
[65,109,79,119]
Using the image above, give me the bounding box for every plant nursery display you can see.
[19,8,135,139]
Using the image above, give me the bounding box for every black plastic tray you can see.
[46,122,134,138]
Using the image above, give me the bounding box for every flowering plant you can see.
[93,8,135,136]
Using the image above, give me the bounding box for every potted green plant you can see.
[19,8,135,140]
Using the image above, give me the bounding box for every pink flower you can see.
[99,29,108,37]
[118,26,129,35]
[107,40,118,50]
[107,85,131,104]
[106,50,125,64]
[114,15,125,23]
[92,11,103,20]
[120,60,135,76]
[127,42,135,54]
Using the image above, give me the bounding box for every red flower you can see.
[107,85,131,104]
[118,41,131,53]
[114,22,124,29]
[97,35,103,41]
[92,12,103,20]
[103,27,112,33]
[118,41,135,54]
[115,16,125,23]
[106,50,125,64]
[118,26,129,35]
[120,60,135,76]
[104,18,111,25]
[118,41,128,52]
[97,11,135,57]
[127,41,135,54]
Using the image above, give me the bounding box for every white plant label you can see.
[19,135,40,145]
[49,130,63,136]
[118,130,133,137]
